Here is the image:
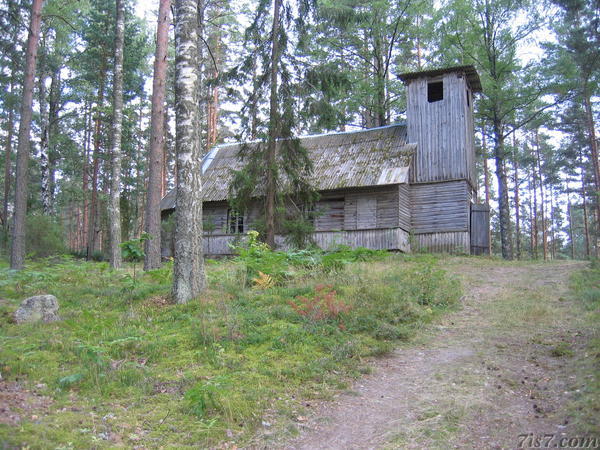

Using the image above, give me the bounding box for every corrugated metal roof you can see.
[160,124,414,210]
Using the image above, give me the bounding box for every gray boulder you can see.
[14,295,60,324]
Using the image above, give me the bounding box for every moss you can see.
[0,253,459,448]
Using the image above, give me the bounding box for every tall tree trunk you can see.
[10,0,44,270]
[172,0,206,303]
[48,68,60,204]
[144,0,170,270]
[482,130,491,255]
[567,185,575,259]
[87,65,107,260]
[265,0,282,249]
[582,81,600,239]
[2,89,14,232]
[528,174,534,258]
[492,116,512,259]
[108,0,125,269]
[513,134,521,259]
[580,150,591,259]
[39,63,52,215]
[550,186,557,259]
[532,162,539,259]
[82,101,91,251]
[534,130,548,260]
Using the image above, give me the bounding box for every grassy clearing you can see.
[0,246,460,448]
[569,260,600,433]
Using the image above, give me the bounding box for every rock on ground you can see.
[14,295,60,324]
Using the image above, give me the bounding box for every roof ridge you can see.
[209,123,407,151]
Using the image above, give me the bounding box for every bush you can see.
[25,215,66,259]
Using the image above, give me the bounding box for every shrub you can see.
[25,215,66,258]
[288,284,351,328]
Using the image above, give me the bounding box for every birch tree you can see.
[172,0,206,303]
[10,0,44,270]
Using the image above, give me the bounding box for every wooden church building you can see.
[160,65,490,256]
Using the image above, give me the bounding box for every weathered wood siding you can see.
[470,203,490,255]
[198,227,411,256]
[315,198,345,230]
[163,185,412,256]
[341,186,402,231]
[410,180,470,234]
[414,231,470,254]
[398,184,410,231]
[406,72,476,188]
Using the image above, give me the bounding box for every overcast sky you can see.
[134,0,158,19]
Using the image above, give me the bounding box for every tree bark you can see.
[528,174,534,258]
[265,0,282,249]
[144,0,171,270]
[534,130,548,261]
[580,150,591,259]
[108,0,125,269]
[532,159,539,259]
[482,130,491,255]
[513,134,521,259]
[172,0,206,303]
[2,90,14,232]
[582,81,600,238]
[82,101,91,251]
[492,116,513,259]
[87,64,107,260]
[10,0,44,270]
[567,182,575,259]
[38,56,52,215]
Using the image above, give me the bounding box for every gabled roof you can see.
[160,124,414,210]
[398,65,482,93]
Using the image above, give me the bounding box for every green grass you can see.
[0,251,460,448]
[569,260,600,434]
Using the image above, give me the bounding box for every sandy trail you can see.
[283,259,589,449]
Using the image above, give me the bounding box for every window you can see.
[427,81,443,103]
[466,89,470,107]
[227,209,244,234]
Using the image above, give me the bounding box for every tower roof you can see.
[398,65,482,93]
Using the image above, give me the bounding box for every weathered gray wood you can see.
[197,227,411,256]
[406,71,476,189]
[410,180,470,233]
[398,184,411,231]
[470,203,490,255]
[413,231,470,254]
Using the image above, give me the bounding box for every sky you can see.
[134,0,158,20]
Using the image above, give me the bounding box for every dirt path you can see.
[282,258,590,449]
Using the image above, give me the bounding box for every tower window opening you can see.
[427,81,443,103]
[466,89,470,107]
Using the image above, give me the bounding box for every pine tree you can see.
[229,0,317,248]
[108,0,125,268]
[10,0,44,270]
[144,0,170,271]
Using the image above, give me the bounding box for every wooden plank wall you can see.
[470,203,490,255]
[413,231,470,254]
[342,186,402,231]
[410,180,470,234]
[197,228,411,256]
[406,72,472,185]
[398,185,410,231]
[316,198,345,230]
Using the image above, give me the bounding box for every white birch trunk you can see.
[172,0,206,303]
